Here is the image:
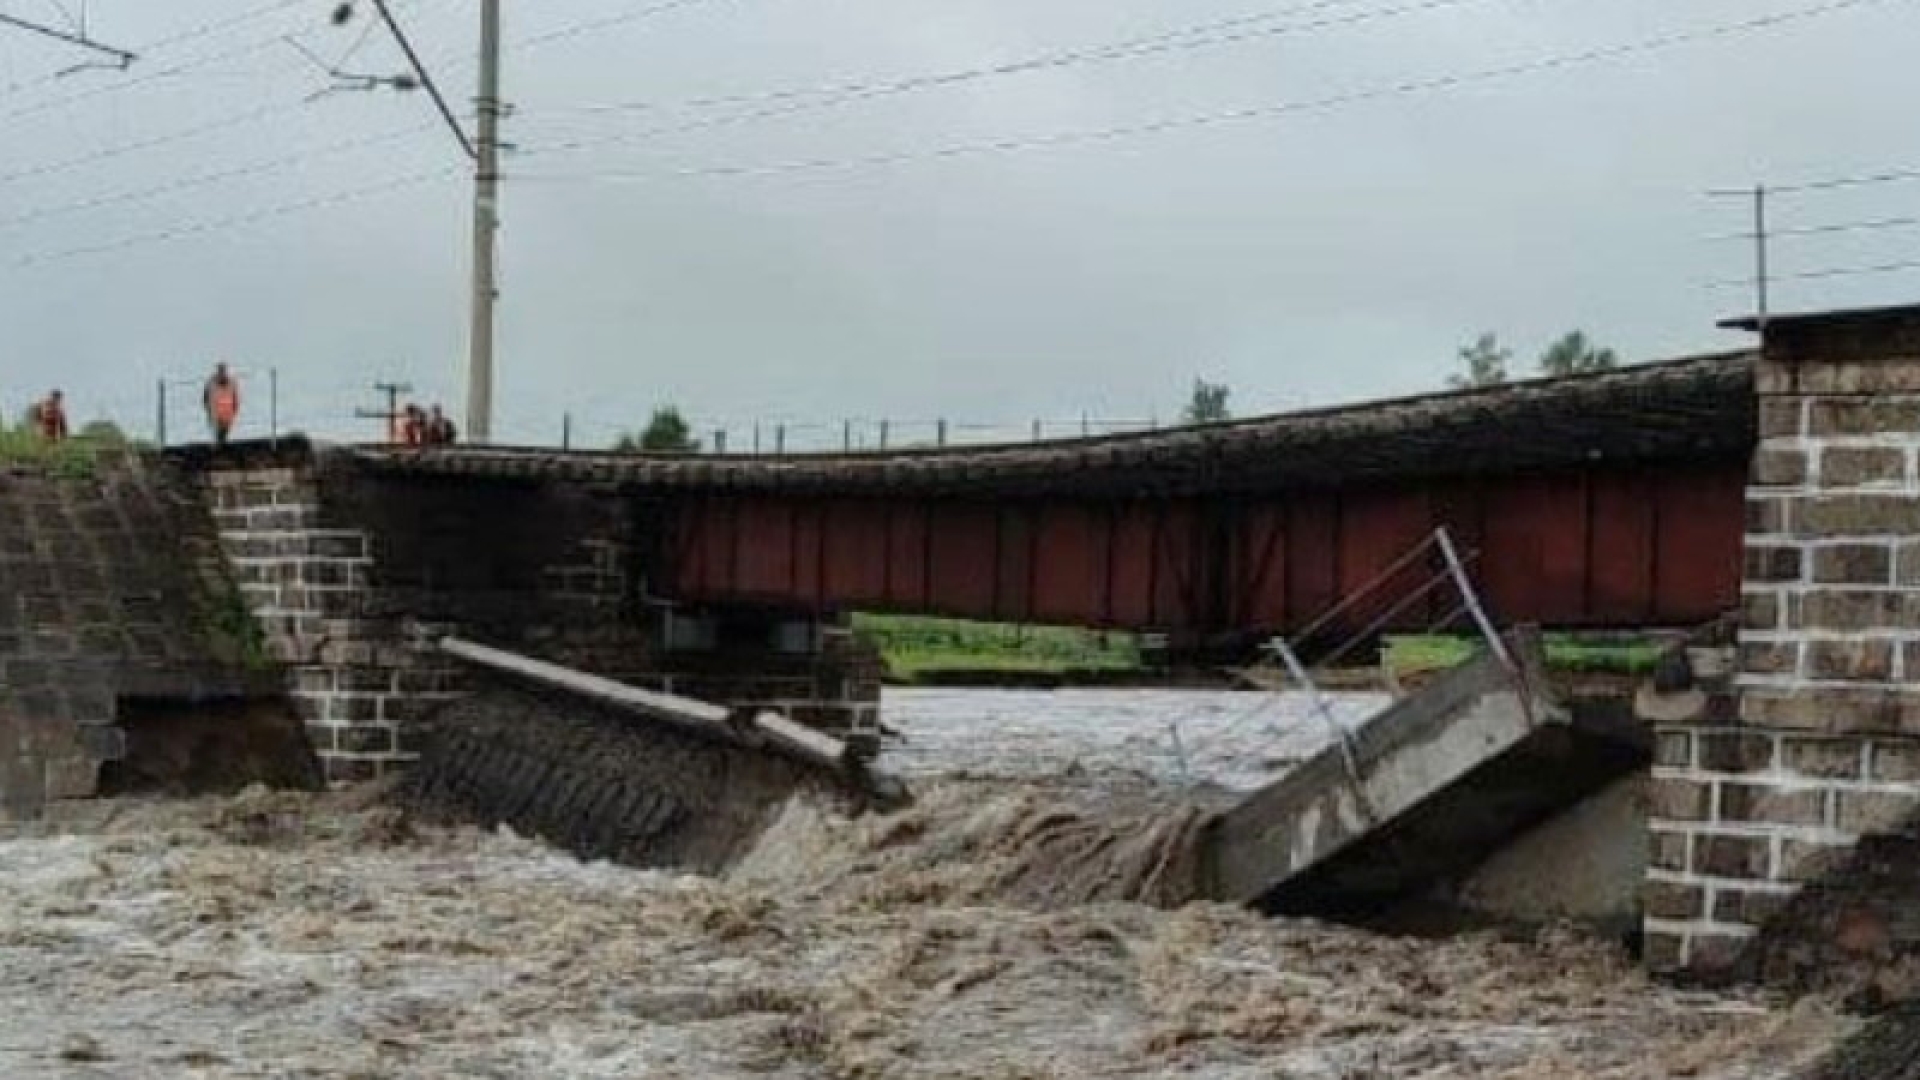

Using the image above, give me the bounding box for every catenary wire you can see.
[514,0,1911,184]
[7,165,462,270]
[527,0,1480,118]
[0,122,436,230]
[522,0,1507,157]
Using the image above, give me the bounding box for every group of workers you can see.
[21,364,244,446]
[18,365,461,450]
[394,402,458,446]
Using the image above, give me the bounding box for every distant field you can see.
[1385,633,1661,678]
[851,614,1142,680]
[852,613,1659,683]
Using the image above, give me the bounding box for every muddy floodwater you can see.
[0,690,1854,1078]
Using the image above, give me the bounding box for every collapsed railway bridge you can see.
[356,347,1753,646]
[17,303,1920,1017]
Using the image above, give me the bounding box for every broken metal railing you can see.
[1252,526,1510,807]
[1162,526,1512,796]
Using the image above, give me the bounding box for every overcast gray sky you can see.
[0,0,1916,448]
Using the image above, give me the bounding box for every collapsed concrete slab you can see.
[404,637,906,873]
[1203,631,1647,917]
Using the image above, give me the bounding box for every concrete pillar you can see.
[1645,304,1920,982]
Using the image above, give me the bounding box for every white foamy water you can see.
[880,688,1393,792]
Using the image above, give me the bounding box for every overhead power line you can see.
[1707,214,1920,243]
[1,0,304,96]
[0,10,135,69]
[514,0,735,51]
[1711,166,1920,198]
[138,0,313,56]
[523,0,1498,157]
[530,0,1485,119]
[0,97,311,186]
[7,166,462,270]
[1711,259,1920,288]
[1,26,295,122]
[515,0,1911,183]
[0,123,434,231]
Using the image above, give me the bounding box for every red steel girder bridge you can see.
[355,350,1755,640]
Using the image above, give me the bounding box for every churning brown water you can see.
[0,778,1852,1078]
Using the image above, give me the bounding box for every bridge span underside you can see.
[663,462,1746,637]
[363,350,1756,640]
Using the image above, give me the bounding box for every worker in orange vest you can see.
[28,390,68,442]
[203,363,241,448]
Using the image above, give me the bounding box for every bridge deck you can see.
[352,351,1754,498]
[204,353,1755,637]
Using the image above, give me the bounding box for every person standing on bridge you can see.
[203,363,241,448]
[28,389,67,442]
[426,404,457,446]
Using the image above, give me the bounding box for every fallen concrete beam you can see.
[1203,629,1645,916]
[436,636,868,779]
[751,710,855,769]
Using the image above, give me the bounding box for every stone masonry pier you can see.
[191,445,881,785]
[1647,305,1920,988]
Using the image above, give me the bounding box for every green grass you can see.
[0,426,135,478]
[1385,633,1662,678]
[852,613,1143,680]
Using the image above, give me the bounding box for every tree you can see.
[78,421,128,444]
[1538,331,1619,378]
[1182,379,1231,425]
[616,406,699,453]
[1449,333,1511,390]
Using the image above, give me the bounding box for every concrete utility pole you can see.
[1753,184,1771,330]
[468,0,502,444]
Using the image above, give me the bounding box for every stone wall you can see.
[203,462,464,785]
[204,447,882,783]
[1646,306,1920,982]
[0,452,296,816]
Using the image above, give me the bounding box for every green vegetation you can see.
[1450,330,1623,388]
[1181,379,1232,424]
[615,406,700,453]
[0,423,134,478]
[1538,330,1620,377]
[851,616,1657,684]
[852,613,1142,680]
[200,576,275,672]
[1386,633,1661,679]
[1449,333,1512,389]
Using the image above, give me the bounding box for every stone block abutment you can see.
[1647,304,1920,993]
[193,445,878,785]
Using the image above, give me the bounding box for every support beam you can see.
[435,635,857,773]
